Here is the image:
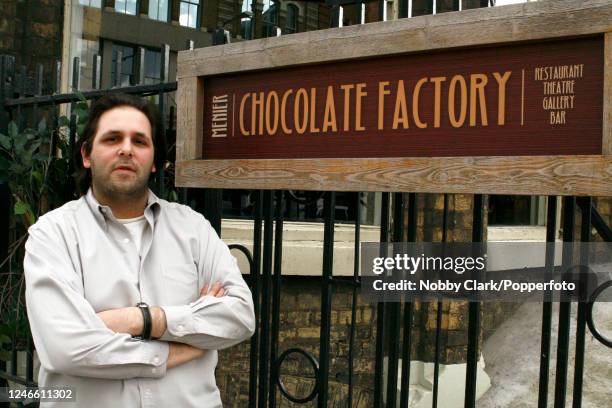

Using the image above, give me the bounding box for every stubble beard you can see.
[90,163,151,203]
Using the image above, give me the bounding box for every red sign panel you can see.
[202,36,603,159]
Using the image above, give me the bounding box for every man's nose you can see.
[118,139,134,156]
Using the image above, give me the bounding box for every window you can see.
[149,0,170,21]
[115,0,138,15]
[78,0,102,7]
[261,0,278,37]
[144,50,161,84]
[75,38,100,89]
[111,44,135,87]
[285,4,298,34]
[179,0,200,28]
[240,0,253,39]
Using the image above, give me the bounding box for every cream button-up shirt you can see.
[24,189,256,407]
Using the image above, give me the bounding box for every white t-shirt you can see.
[117,215,147,255]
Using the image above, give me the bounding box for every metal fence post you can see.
[92,54,102,90]
[0,55,16,133]
[54,60,61,94]
[134,47,146,86]
[156,44,170,199]
[68,57,80,193]
[114,51,123,87]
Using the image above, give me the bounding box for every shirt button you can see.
[153,356,160,364]
[151,368,157,374]
[122,238,130,243]
[178,325,184,331]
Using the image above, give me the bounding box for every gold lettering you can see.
[239,93,251,136]
[309,88,320,133]
[355,83,367,131]
[412,78,428,129]
[252,92,265,135]
[392,80,409,130]
[265,91,279,135]
[492,71,511,125]
[323,86,338,132]
[448,75,467,128]
[430,76,446,128]
[340,84,355,131]
[378,81,390,130]
[280,89,293,134]
[294,88,308,134]
[470,74,488,126]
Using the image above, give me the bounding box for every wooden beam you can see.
[176,155,612,196]
[176,76,203,161]
[177,0,612,79]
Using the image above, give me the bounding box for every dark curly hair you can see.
[74,93,167,195]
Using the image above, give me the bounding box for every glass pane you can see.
[188,4,198,28]
[111,45,135,86]
[179,2,189,27]
[241,19,252,40]
[115,0,126,13]
[262,2,278,37]
[262,0,273,13]
[158,0,169,22]
[285,5,298,33]
[78,0,89,6]
[76,38,100,90]
[149,0,159,19]
[91,0,101,7]
[126,0,137,15]
[144,50,161,84]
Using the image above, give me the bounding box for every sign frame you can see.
[176,0,612,196]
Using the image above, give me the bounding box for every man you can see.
[24,93,255,407]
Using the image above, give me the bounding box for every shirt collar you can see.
[85,188,161,227]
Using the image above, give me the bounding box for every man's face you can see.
[82,106,156,200]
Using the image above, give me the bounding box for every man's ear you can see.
[81,145,91,169]
[151,163,156,173]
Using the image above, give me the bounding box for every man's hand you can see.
[167,342,206,369]
[200,282,225,298]
[97,282,227,337]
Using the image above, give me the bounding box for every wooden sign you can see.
[176,0,612,195]
[202,37,603,159]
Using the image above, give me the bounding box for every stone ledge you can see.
[223,220,556,276]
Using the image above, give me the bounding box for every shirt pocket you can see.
[161,263,200,305]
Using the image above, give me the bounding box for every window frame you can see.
[114,0,139,16]
[179,0,200,29]
[148,0,171,22]
[284,3,299,34]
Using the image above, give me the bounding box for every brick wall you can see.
[217,277,519,406]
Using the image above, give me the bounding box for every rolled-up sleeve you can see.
[24,219,170,380]
[160,218,255,350]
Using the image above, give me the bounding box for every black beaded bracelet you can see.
[136,302,152,340]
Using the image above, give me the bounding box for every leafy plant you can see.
[0,103,83,348]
